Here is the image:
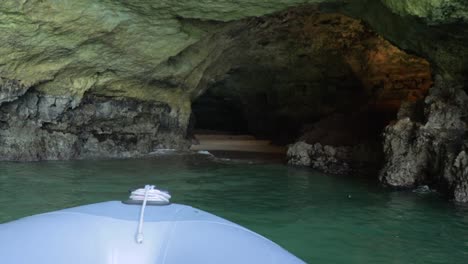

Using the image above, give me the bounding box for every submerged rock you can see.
[412,185,433,194]
[287,141,383,175]
[452,150,468,202]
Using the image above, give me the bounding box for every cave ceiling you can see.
[0,0,467,111]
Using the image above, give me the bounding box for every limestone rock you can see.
[0,4,432,160]
[287,141,313,167]
[288,141,376,175]
[308,143,351,175]
[0,91,189,161]
[379,118,428,187]
[380,76,468,202]
[452,150,468,202]
[0,78,29,106]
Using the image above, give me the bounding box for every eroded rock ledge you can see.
[0,84,188,161]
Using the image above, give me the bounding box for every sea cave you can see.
[0,1,468,263]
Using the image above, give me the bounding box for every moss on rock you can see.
[382,0,468,24]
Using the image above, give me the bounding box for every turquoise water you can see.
[1,153,468,263]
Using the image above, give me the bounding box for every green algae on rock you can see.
[382,0,468,24]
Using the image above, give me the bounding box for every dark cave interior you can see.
[190,8,432,148]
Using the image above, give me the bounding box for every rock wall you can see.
[342,0,468,82]
[288,142,351,174]
[0,81,188,161]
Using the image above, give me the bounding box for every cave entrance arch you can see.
[191,83,249,136]
[188,7,432,156]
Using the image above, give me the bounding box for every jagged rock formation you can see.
[287,113,384,175]
[288,142,352,174]
[0,88,187,160]
[380,77,468,202]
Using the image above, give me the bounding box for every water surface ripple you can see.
[1,154,467,263]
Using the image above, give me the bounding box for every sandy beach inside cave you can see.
[190,134,286,154]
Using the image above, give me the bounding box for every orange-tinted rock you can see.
[191,7,433,141]
[287,11,433,114]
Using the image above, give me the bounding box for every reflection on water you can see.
[1,152,467,263]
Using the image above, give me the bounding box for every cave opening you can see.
[189,7,432,164]
[191,83,249,136]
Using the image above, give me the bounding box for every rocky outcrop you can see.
[0,89,188,161]
[287,142,314,168]
[287,112,384,174]
[0,78,29,105]
[452,150,468,202]
[4,1,327,161]
[380,77,468,202]
[342,0,468,82]
[287,141,382,175]
[288,142,352,174]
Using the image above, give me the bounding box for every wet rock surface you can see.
[0,90,188,161]
[288,75,468,202]
[287,142,314,167]
[452,150,468,202]
[380,77,468,202]
[287,113,384,175]
[288,142,352,174]
[288,141,382,175]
